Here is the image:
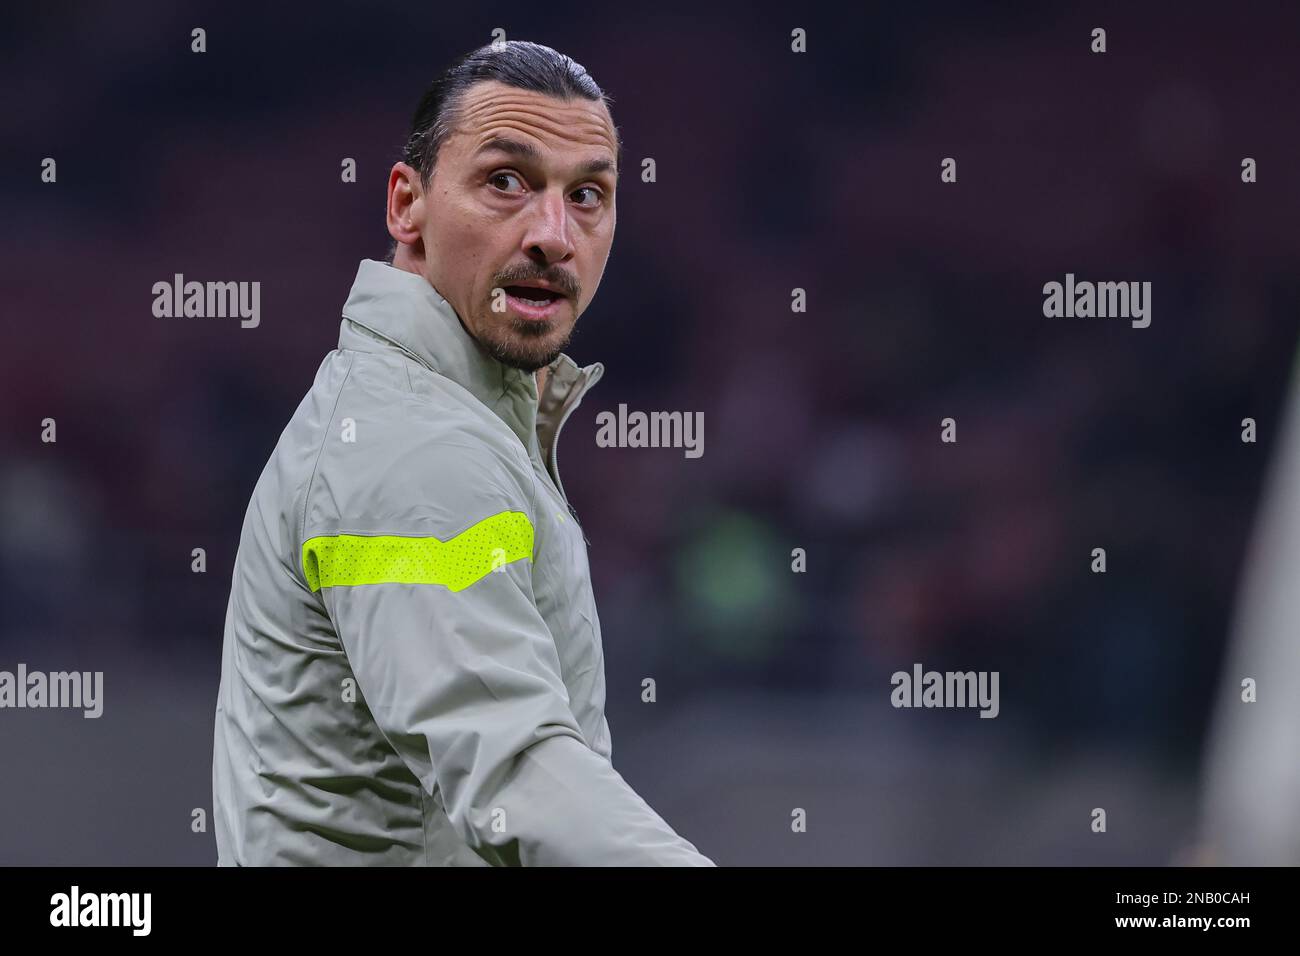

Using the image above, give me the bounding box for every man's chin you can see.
[479,325,571,372]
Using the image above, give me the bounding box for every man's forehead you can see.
[451,81,618,161]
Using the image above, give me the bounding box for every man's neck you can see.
[535,366,549,398]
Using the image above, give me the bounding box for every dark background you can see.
[2,0,1297,864]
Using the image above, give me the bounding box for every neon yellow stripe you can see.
[302,511,534,593]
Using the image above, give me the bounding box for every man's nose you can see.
[523,188,575,265]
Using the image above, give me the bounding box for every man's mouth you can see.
[502,285,566,321]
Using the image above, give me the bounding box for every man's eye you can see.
[572,186,602,207]
[489,172,524,193]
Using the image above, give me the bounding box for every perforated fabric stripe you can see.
[301,512,534,592]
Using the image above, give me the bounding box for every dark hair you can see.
[386,40,619,263]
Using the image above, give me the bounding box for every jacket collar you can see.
[337,258,603,458]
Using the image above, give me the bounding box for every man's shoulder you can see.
[297,347,536,539]
[322,345,525,471]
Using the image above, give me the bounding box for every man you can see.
[212,40,713,866]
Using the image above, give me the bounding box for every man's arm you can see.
[304,436,713,867]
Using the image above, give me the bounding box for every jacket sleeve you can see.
[303,429,713,867]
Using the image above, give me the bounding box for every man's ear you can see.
[386,162,424,248]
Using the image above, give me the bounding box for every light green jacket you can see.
[212,259,713,866]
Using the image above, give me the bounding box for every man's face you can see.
[390,80,619,372]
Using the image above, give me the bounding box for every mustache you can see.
[493,264,581,300]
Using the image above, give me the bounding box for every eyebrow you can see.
[475,136,617,178]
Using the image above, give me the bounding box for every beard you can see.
[472,263,583,372]
[474,310,574,372]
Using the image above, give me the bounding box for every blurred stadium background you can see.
[2,1,1298,864]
